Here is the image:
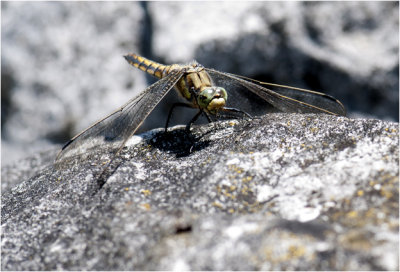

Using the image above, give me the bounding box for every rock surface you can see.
[1,1,399,165]
[1,114,398,270]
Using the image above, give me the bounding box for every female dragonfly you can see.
[56,53,346,173]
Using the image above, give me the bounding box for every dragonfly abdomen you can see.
[124,53,172,79]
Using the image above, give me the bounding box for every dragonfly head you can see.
[198,87,228,114]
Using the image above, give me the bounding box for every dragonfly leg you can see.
[165,102,195,132]
[203,111,213,123]
[183,87,208,132]
[221,107,253,119]
[185,110,203,132]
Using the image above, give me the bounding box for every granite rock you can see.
[1,114,398,270]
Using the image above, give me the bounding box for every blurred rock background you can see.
[1,1,399,166]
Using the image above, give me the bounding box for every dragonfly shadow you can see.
[93,155,127,192]
[95,127,213,191]
[147,128,212,158]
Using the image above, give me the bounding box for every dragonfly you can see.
[55,53,346,181]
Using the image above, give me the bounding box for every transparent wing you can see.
[56,69,184,163]
[205,68,346,116]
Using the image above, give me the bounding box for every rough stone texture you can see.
[1,1,399,165]
[1,114,399,270]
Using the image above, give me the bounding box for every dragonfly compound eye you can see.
[198,87,227,114]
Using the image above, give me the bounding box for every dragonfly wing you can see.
[56,69,184,163]
[205,68,346,116]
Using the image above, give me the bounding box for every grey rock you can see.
[1,2,145,164]
[1,1,398,165]
[1,114,398,270]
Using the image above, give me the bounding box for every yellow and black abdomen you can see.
[124,53,171,79]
